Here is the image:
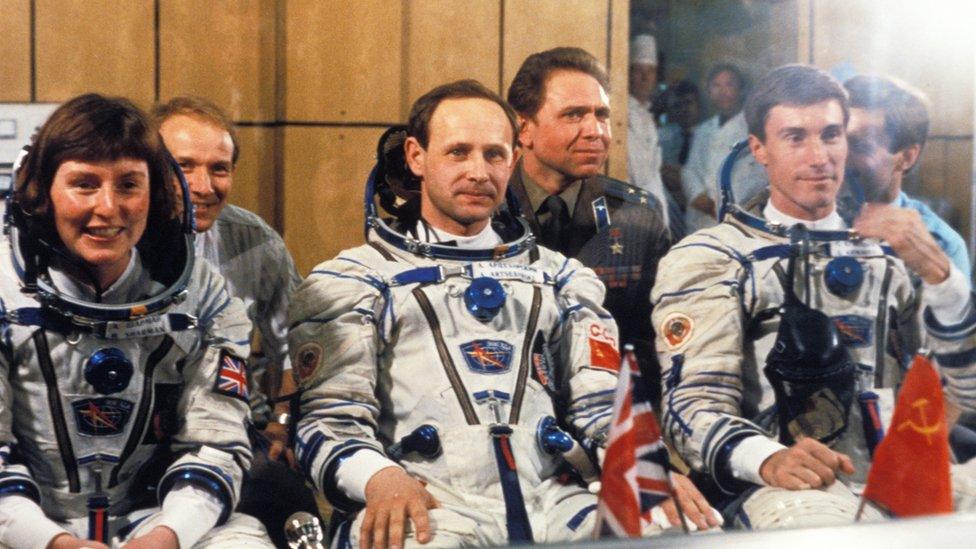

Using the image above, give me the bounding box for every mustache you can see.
[453,184,498,198]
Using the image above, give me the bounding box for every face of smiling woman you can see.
[49,157,151,289]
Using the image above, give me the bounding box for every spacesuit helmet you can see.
[6,93,196,324]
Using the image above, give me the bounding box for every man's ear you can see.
[517,115,532,149]
[896,143,922,173]
[404,136,425,178]
[748,134,767,165]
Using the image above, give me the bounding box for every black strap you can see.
[508,287,542,424]
[412,288,479,425]
[33,330,80,492]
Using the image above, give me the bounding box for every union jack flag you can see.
[213,351,250,403]
[595,346,673,537]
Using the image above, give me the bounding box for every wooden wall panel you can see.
[404,0,500,111]
[0,0,31,102]
[502,0,609,89]
[285,0,403,122]
[917,139,947,200]
[810,0,974,137]
[159,0,276,121]
[35,0,155,106]
[233,126,277,227]
[945,140,973,240]
[606,0,629,180]
[282,127,384,275]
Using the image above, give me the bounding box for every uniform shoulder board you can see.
[596,175,659,209]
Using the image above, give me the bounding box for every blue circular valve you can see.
[536,416,574,455]
[825,257,864,297]
[464,277,506,322]
[84,348,134,395]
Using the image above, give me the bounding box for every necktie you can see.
[540,195,571,247]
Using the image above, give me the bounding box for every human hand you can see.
[122,526,179,549]
[759,437,854,490]
[361,466,439,549]
[853,203,950,284]
[658,473,721,530]
[47,534,109,549]
[264,421,297,469]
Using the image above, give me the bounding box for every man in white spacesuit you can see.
[154,96,301,451]
[653,64,976,528]
[0,95,271,548]
[290,80,713,548]
[154,97,317,547]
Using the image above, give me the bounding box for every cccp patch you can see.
[72,397,134,437]
[661,312,694,349]
[460,340,513,374]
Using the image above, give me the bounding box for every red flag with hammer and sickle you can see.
[862,353,952,517]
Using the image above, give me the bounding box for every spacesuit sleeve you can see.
[0,349,70,547]
[906,264,976,412]
[551,256,620,446]
[289,255,392,512]
[157,266,254,531]
[257,233,302,374]
[652,238,773,492]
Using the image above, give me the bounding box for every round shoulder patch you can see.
[295,342,324,381]
[661,312,694,350]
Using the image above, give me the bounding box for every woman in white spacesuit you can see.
[0,95,272,548]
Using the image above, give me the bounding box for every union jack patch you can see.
[213,351,250,402]
[460,340,513,374]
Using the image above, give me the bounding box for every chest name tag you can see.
[102,314,195,339]
[467,263,549,285]
[830,240,884,258]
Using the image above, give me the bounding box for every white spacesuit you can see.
[653,168,976,527]
[194,203,301,424]
[290,166,623,545]
[0,196,271,547]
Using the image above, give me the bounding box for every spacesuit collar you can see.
[763,201,846,231]
[47,249,164,305]
[414,220,503,249]
[370,213,535,261]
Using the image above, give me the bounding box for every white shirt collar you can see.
[415,220,502,249]
[763,201,846,231]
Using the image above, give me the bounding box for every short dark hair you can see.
[14,93,177,250]
[844,74,929,152]
[152,95,240,164]
[744,64,849,141]
[407,79,519,149]
[706,63,747,93]
[507,47,610,118]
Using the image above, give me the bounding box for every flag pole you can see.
[854,495,867,522]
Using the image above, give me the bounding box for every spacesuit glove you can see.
[361,466,439,549]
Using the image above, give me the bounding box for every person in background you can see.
[682,64,747,233]
[155,96,318,547]
[844,74,970,279]
[626,34,684,238]
[505,47,673,410]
